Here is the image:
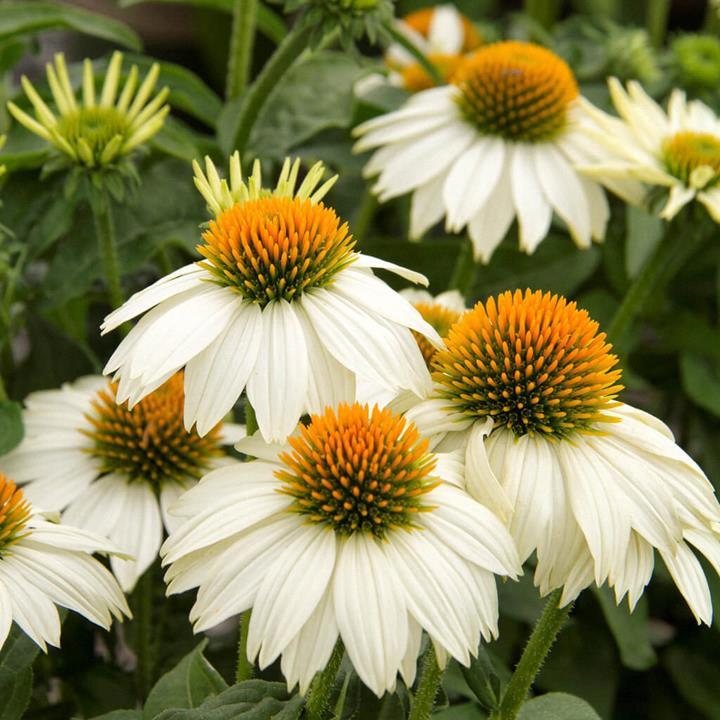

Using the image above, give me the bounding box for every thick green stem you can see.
[493,590,571,720]
[0,373,7,402]
[382,22,444,86]
[449,238,477,298]
[92,187,124,310]
[646,0,671,47]
[226,0,258,99]
[409,646,444,720]
[133,568,155,701]
[524,0,562,28]
[235,609,254,683]
[607,220,707,348]
[232,20,315,154]
[305,642,344,720]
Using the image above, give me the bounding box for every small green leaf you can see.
[0,1,141,49]
[593,586,657,670]
[0,667,32,720]
[681,353,720,417]
[90,712,143,720]
[142,641,227,719]
[460,647,502,710]
[0,625,41,673]
[152,680,303,720]
[0,402,24,456]
[517,692,602,720]
[665,647,720,720]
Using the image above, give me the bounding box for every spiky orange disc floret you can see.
[433,290,623,438]
[277,403,438,538]
[198,196,357,306]
[454,41,578,143]
[413,301,464,368]
[84,373,222,487]
[402,7,482,52]
[0,475,31,553]
[663,131,720,187]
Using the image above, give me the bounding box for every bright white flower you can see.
[1,373,244,592]
[101,155,440,443]
[407,289,720,623]
[161,403,520,697]
[354,41,643,262]
[579,78,720,222]
[0,474,129,651]
[7,52,169,168]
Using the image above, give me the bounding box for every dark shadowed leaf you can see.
[0,402,23,456]
[517,692,602,720]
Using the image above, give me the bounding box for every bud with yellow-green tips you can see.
[7,52,169,169]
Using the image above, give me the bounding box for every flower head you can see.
[354,41,643,262]
[162,402,520,697]
[579,78,720,222]
[671,34,720,92]
[1,374,243,592]
[0,474,129,652]
[102,156,441,443]
[7,52,169,169]
[407,289,720,622]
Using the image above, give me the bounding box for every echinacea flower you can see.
[161,403,520,696]
[580,78,720,222]
[354,41,642,262]
[1,373,244,592]
[385,5,482,92]
[0,474,129,651]
[407,289,720,622]
[7,52,169,168]
[101,155,440,443]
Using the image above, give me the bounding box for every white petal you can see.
[353,254,429,286]
[511,144,553,253]
[661,542,712,624]
[0,581,12,650]
[410,173,448,239]
[660,184,695,221]
[428,4,464,53]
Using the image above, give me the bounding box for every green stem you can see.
[226,0,258,99]
[646,0,671,47]
[352,188,378,246]
[493,590,571,720]
[409,646,444,720]
[449,238,477,298]
[607,219,707,348]
[244,396,258,436]
[133,568,155,701]
[233,20,315,154]
[305,642,344,720]
[235,609,254,683]
[91,186,124,310]
[524,0,562,28]
[0,373,7,402]
[382,22,444,86]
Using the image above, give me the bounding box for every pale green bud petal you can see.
[7,102,53,141]
[83,59,96,108]
[46,64,73,116]
[116,65,139,114]
[126,63,160,122]
[53,54,77,112]
[77,137,95,166]
[100,52,124,107]
[20,76,56,128]
[100,134,124,165]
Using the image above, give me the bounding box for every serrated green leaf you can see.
[0,2,141,49]
[143,641,227,719]
[593,586,657,670]
[517,692,601,720]
[681,353,720,417]
[0,667,32,720]
[0,401,23,456]
[0,625,41,673]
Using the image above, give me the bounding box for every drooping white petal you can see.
[511,145,553,254]
[352,254,429,286]
[660,542,712,625]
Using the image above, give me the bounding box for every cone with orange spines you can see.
[0,475,31,552]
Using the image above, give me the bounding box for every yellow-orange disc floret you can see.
[0,475,31,554]
[84,373,222,487]
[198,196,357,306]
[277,403,439,538]
[454,41,578,143]
[663,131,720,187]
[413,301,464,368]
[433,290,623,438]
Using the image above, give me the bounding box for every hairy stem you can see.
[235,610,254,683]
[408,646,444,720]
[305,641,344,720]
[92,186,124,310]
[226,0,258,99]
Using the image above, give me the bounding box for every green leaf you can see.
[0,667,32,720]
[665,647,720,720]
[517,692,602,720]
[118,0,287,43]
[152,680,303,720]
[143,641,227,719]
[593,586,657,670]
[90,712,143,720]
[229,51,373,157]
[0,402,23,456]
[625,205,663,278]
[460,647,502,711]
[0,1,141,49]
[0,625,41,673]
[680,353,720,417]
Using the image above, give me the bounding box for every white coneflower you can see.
[162,403,520,696]
[407,289,720,623]
[580,78,720,221]
[354,41,642,262]
[101,155,441,443]
[0,474,129,651]
[1,373,244,592]
[7,51,169,168]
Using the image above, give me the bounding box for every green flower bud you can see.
[671,34,720,90]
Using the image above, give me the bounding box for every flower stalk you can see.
[235,610,254,683]
[91,186,124,310]
[492,590,572,720]
[409,645,444,720]
[305,641,344,720]
[226,0,258,99]
[449,238,476,298]
[134,567,156,700]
